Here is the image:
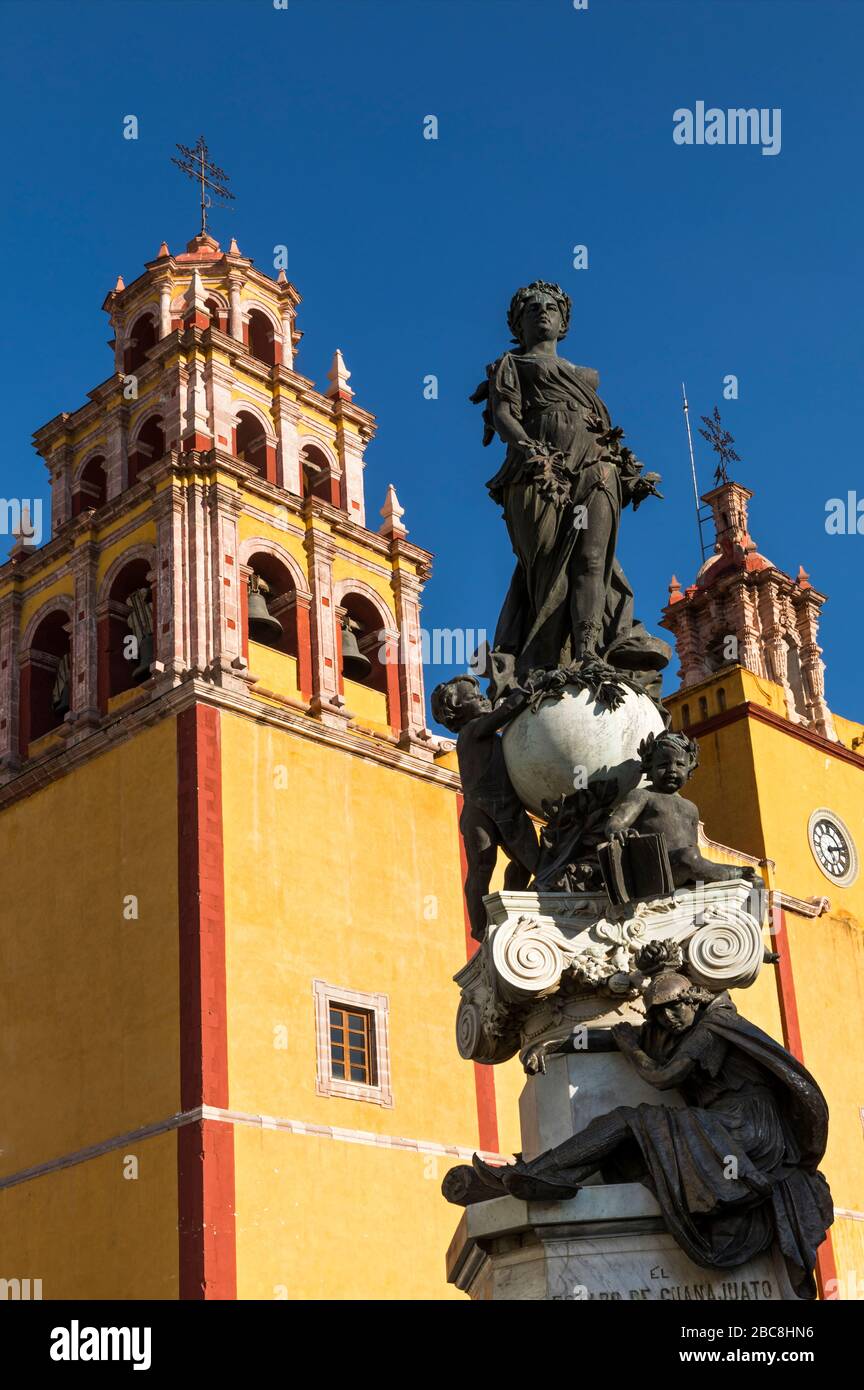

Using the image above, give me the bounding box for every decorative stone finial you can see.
[668,575,682,604]
[326,348,354,401]
[796,565,812,590]
[156,241,170,259]
[10,503,40,555]
[228,237,241,255]
[113,275,125,294]
[379,483,407,538]
[277,268,288,285]
[182,269,209,326]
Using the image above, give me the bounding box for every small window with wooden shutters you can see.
[329,1003,375,1085]
[313,980,393,1107]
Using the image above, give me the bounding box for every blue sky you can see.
[1,0,861,722]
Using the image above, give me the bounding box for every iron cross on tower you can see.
[171,135,234,235]
[699,405,741,486]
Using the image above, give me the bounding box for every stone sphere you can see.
[501,684,666,817]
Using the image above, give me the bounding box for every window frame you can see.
[313,980,393,1107]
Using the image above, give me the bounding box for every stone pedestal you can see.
[519,1049,685,1164]
[446,1187,799,1301]
[448,1034,803,1302]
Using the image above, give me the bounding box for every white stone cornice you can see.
[0,675,460,810]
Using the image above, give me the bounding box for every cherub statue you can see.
[431,674,538,941]
[603,730,760,888]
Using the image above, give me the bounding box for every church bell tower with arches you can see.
[0,228,498,1299]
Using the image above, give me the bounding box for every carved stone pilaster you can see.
[273,395,302,496]
[390,561,431,755]
[305,529,349,727]
[68,542,100,730]
[794,592,837,740]
[227,273,243,342]
[152,488,188,682]
[104,408,129,499]
[207,482,248,689]
[49,446,73,534]
[184,477,212,677]
[0,589,22,777]
[335,422,367,525]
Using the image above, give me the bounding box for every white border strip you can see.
[0,1104,506,1190]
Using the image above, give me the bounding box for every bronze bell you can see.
[341,617,372,681]
[132,632,154,684]
[248,574,283,647]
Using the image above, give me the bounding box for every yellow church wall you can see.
[749,719,864,915]
[19,575,74,633]
[783,911,864,1218]
[96,518,158,586]
[330,557,397,616]
[0,1131,178,1301]
[829,1217,864,1300]
[833,711,864,750]
[220,713,479,1148]
[0,719,179,1178]
[343,677,390,734]
[678,720,766,863]
[665,667,787,727]
[248,643,302,704]
[233,1125,463,1300]
[238,513,307,577]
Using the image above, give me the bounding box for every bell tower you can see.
[661,477,836,739]
[0,230,488,1300]
[0,228,432,765]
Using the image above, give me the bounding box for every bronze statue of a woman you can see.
[471,281,670,697]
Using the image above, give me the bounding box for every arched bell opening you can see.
[339,596,388,691]
[245,552,299,658]
[235,411,269,480]
[301,444,338,506]
[72,455,107,516]
[23,609,72,749]
[247,308,278,366]
[205,297,227,333]
[105,559,154,701]
[124,312,158,375]
[128,415,165,488]
[339,593,395,732]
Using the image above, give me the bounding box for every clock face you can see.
[808,810,858,887]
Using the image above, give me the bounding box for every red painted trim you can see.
[177,1119,237,1301]
[183,432,213,454]
[771,905,837,1299]
[770,908,804,1061]
[335,616,345,697]
[264,443,278,486]
[456,792,499,1153]
[239,576,249,663]
[176,705,236,1300]
[295,597,313,701]
[384,635,402,736]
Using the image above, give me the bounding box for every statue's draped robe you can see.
[474,352,650,680]
[536,995,833,1298]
